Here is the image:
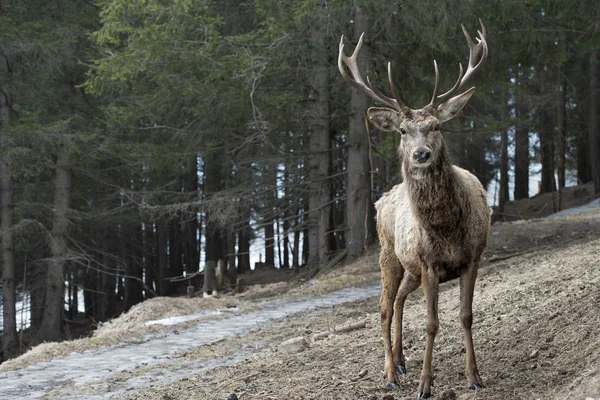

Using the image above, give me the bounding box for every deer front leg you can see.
[460,263,485,390]
[392,273,420,375]
[417,265,439,399]
[379,250,403,389]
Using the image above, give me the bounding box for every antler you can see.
[338,33,408,113]
[429,19,488,108]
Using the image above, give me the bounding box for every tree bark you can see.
[226,226,237,284]
[156,218,170,295]
[264,166,276,267]
[237,206,251,274]
[143,223,155,297]
[557,69,566,190]
[539,111,555,194]
[345,9,376,258]
[576,58,592,184]
[169,216,183,278]
[499,128,510,213]
[514,75,530,199]
[204,152,223,263]
[1,158,17,356]
[306,0,331,270]
[0,46,18,358]
[292,202,301,269]
[590,50,600,194]
[38,138,72,342]
[281,166,290,269]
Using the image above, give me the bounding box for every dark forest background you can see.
[1,0,599,359]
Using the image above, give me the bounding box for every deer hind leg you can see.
[379,246,403,389]
[417,265,439,399]
[392,272,420,375]
[460,263,485,390]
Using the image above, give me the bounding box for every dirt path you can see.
[0,285,381,399]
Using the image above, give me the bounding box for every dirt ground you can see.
[125,236,600,400]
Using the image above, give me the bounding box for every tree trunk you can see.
[169,216,183,278]
[1,158,17,356]
[0,47,18,358]
[514,77,530,199]
[156,218,169,296]
[226,226,237,284]
[203,261,217,295]
[281,166,290,269]
[264,165,276,267]
[302,199,309,267]
[306,1,331,270]
[143,223,155,297]
[557,69,566,190]
[292,202,301,269]
[38,138,72,342]
[124,225,143,310]
[590,50,600,194]
[576,58,592,184]
[499,128,510,213]
[539,110,555,194]
[237,207,251,274]
[345,8,375,257]
[204,152,223,264]
[183,157,199,273]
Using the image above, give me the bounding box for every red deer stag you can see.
[338,20,490,398]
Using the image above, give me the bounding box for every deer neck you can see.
[402,146,464,235]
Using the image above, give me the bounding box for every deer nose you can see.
[413,150,431,163]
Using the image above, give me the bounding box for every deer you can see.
[338,20,490,398]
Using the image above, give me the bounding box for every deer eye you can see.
[400,128,407,135]
[434,125,440,131]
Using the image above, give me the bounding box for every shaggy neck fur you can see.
[402,142,465,238]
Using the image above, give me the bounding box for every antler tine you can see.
[338,33,407,113]
[430,60,440,105]
[429,20,488,108]
[388,62,407,111]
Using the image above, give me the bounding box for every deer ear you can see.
[436,87,476,123]
[367,107,403,132]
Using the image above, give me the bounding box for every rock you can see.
[529,349,539,359]
[279,336,309,353]
[382,395,395,400]
[226,393,238,400]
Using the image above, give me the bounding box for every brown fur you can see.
[370,105,491,397]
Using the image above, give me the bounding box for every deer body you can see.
[338,20,490,398]
[377,165,489,280]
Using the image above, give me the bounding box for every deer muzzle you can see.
[413,148,431,164]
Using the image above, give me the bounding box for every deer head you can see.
[339,20,488,170]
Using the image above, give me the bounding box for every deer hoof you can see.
[469,383,485,390]
[416,392,432,399]
[396,364,407,375]
[385,381,400,390]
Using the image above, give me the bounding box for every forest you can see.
[0,0,599,361]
